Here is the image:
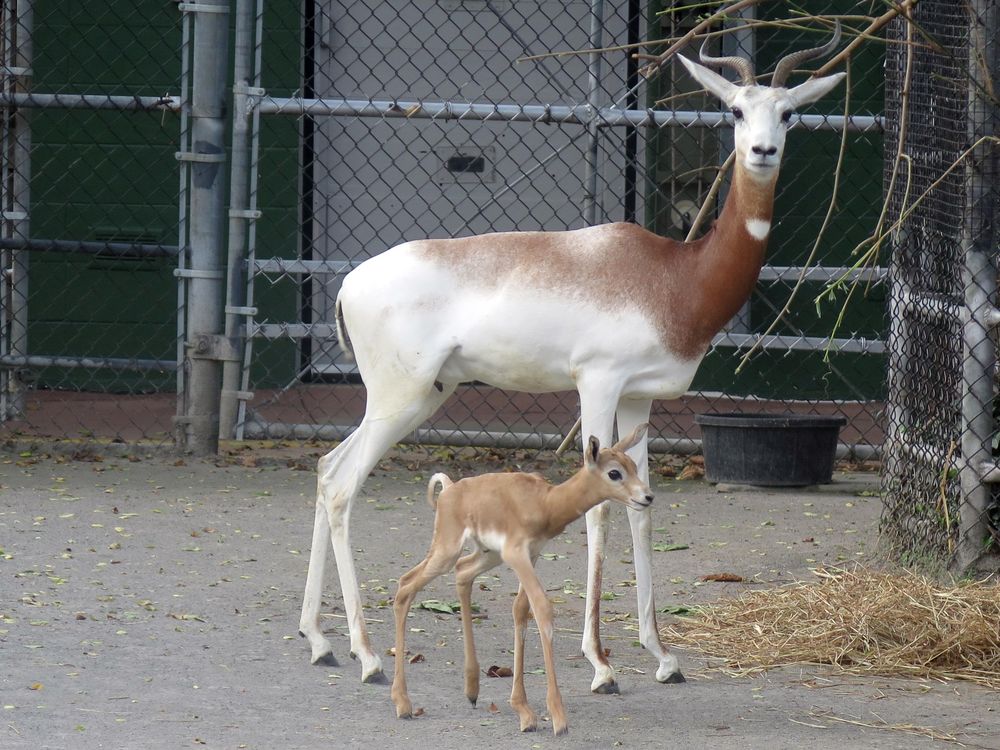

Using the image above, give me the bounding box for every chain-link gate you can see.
[881,0,1000,575]
[230,0,886,457]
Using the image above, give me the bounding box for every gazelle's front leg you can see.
[617,398,685,684]
[578,384,619,693]
[506,549,567,737]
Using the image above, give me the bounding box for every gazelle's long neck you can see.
[707,163,776,278]
[542,471,607,538]
[678,163,777,356]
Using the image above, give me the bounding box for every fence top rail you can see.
[255,95,883,133]
[0,92,181,112]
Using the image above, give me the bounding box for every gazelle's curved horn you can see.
[697,37,756,86]
[771,20,842,88]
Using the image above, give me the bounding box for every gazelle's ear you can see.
[786,72,845,108]
[613,423,649,453]
[584,436,600,469]
[678,55,740,105]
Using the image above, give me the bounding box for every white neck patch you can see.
[745,218,771,241]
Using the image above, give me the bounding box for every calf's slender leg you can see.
[453,549,501,707]
[509,585,538,732]
[506,548,568,737]
[391,544,462,719]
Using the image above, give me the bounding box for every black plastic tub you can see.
[694,413,847,486]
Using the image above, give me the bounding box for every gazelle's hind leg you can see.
[299,430,360,667]
[391,539,466,719]
[617,398,685,684]
[299,380,455,682]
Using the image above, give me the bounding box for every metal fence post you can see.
[179,0,230,454]
[219,0,255,439]
[583,0,605,226]
[955,0,1000,574]
[2,0,32,421]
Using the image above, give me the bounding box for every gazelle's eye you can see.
[731,107,744,121]
[608,469,623,481]
[781,110,793,123]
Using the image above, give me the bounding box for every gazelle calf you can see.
[391,425,653,737]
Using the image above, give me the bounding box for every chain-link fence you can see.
[1,0,182,444]
[881,0,1000,575]
[11,0,1000,569]
[8,1,1000,574]
[2,2,892,454]
[231,0,886,457]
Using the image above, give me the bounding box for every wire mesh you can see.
[238,0,887,455]
[880,0,1000,573]
[1,0,183,444]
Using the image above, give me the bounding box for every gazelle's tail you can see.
[426,473,453,509]
[334,295,355,362]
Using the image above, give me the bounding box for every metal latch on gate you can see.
[175,150,227,164]
[177,3,231,14]
[187,334,242,363]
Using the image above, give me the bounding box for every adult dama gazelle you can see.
[299,26,844,692]
[391,425,652,736]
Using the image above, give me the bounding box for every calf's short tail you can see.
[426,473,453,509]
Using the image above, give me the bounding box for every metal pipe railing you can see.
[254,95,883,133]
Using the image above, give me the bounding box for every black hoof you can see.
[468,697,477,708]
[363,670,389,685]
[314,652,339,667]
[298,630,305,638]
[663,671,686,684]
[592,680,620,695]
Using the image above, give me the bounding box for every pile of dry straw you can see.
[660,567,1000,689]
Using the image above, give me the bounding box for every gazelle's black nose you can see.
[644,494,654,505]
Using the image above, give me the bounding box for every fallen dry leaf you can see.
[678,462,705,480]
[412,707,425,717]
[700,573,744,583]
[486,665,513,678]
[488,702,500,714]
[409,653,425,664]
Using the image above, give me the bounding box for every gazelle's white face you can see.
[678,56,846,180]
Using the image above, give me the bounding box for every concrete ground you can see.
[1,444,997,749]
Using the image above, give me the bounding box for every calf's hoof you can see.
[661,671,686,684]
[395,704,413,720]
